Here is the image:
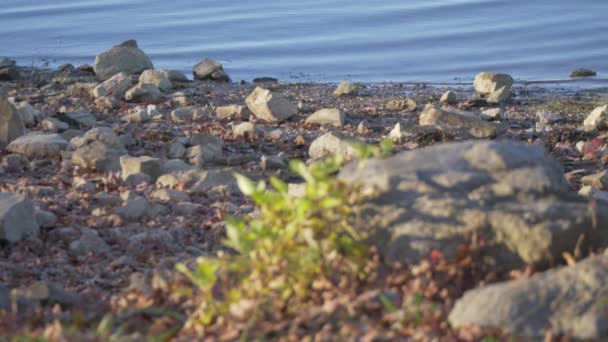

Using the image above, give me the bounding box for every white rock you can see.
[93,72,131,99]
[245,87,297,122]
[583,105,608,130]
[125,83,161,103]
[120,155,162,181]
[305,108,346,127]
[333,81,358,96]
[139,70,172,92]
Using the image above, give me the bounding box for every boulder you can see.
[0,65,19,81]
[419,104,502,139]
[309,132,359,161]
[0,193,39,242]
[473,72,513,103]
[139,70,172,92]
[120,155,162,182]
[59,110,96,129]
[0,93,25,148]
[14,102,38,127]
[7,134,68,159]
[245,87,297,122]
[449,254,608,340]
[125,83,161,103]
[71,127,126,172]
[187,137,224,166]
[305,108,346,127]
[333,81,358,96]
[339,140,608,271]
[161,70,189,83]
[93,40,154,81]
[583,105,608,130]
[92,72,131,99]
[192,58,230,81]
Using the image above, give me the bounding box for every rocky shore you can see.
[1,40,608,340]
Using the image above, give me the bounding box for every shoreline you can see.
[1,46,608,340]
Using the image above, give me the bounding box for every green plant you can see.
[176,140,392,333]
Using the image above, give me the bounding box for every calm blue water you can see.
[1,0,607,83]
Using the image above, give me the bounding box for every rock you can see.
[59,110,96,129]
[215,105,251,120]
[232,122,256,138]
[583,105,608,130]
[115,196,151,221]
[309,132,359,161]
[570,68,596,78]
[187,137,224,166]
[481,107,504,120]
[305,108,346,127]
[157,169,236,192]
[123,173,151,186]
[0,193,39,242]
[173,202,203,215]
[579,186,608,204]
[69,228,110,255]
[14,102,38,127]
[161,70,188,83]
[125,83,161,103]
[36,209,57,228]
[0,284,9,311]
[93,40,154,81]
[386,98,417,112]
[261,154,287,170]
[339,140,608,271]
[166,140,186,159]
[120,155,161,182]
[139,70,172,92]
[7,134,68,159]
[71,127,126,172]
[2,154,29,172]
[253,77,278,83]
[170,106,207,122]
[0,57,15,69]
[266,129,283,141]
[66,83,97,99]
[12,281,80,308]
[245,87,297,122]
[333,81,358,96]
[440,91,457,105]
[419,104,502,139]
[581,170,608,190]
[150,188,190,202]
[193,58,230,81]
[388,122,404,142]
[123,108,150,123]
[0,93,25,148]
[93,72,131,99]
[95,96,120,110]
[357,120,370,134]
[0,66,19,81]
[474,72,513,103]
[41,118,69,132]
[127,230,177,255]
[449,254,608,340]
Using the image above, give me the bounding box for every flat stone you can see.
[149,188,190,202]
[59,110,96,129]
[570,68,596,78]
[245,87,297,122]
[339,140,607,271]
[7,134,68,159]
[305,108,346,127]
[125,83,161,103]
[309,132,359,161]
[170,106,207,122]
[156,169,236,192]
[333,81,358,96]
[420,104,502,139]
[449,254,608,340]
[120,155,161,181]
[93,40,154,81]
[0,93,25,148]
[215,105,251,120]
[0,193,39,242]
[93,72,131,99]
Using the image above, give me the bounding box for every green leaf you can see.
[234,173,256,196]
[269,176,288,195]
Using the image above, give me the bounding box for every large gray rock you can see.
[59,110,96,129]
[93,40,154,81]
[419,104,502,139]
[449,254,608,340]
[14,102,38,127]
[245,87,297,122]
[7,134,68,159]
[93,72,131,99]
[0,93,25,148]
[187,135,224,166]
[120,155,162,182]
[339,141,608,271]
[0,193,39,242]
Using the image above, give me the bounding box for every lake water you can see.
[1,0,607,83]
